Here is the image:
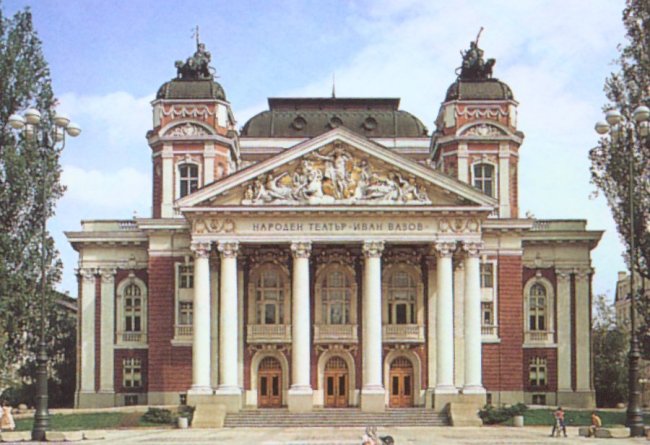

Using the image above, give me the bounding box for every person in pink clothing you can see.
[0,400,15,432]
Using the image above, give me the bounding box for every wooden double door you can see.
[258,357,282,408]
[389,357,413,407]
[324,357,349,408]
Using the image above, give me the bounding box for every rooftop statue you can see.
[457,27,495,81]
[175,26,214,80]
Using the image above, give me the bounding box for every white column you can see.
[190,242,212,394]
[99,268,116,393]
[498,142,511,218]
[161,144,174,218]
[575,269,591,391]
[217,241,240,392]
[210,262,219,390]
[463,242,485,393]
[290,242,312,391]
[556,269,572,392]
[361,241,385,413]
[435,242,457,393]
[426,257,437,391]
[79,268,97,395]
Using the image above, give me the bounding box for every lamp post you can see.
[7,109,80,441]
[595,104,649,437]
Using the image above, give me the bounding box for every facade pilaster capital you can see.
[203,142,216,157]
[78,268,96,284]
[217,241,239,259]
[574,267,593,281]
[100,267,117,284]
[462,241,484,258]
[556,268,573,282]
[291,241,312,259]
[433,241,456,258]
[161,143,174,159]
[191,241,212,259]
[362,241,385,258]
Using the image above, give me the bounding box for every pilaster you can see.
[99,268,116,398]
[161,143,174,218]
[79,268,96,397]
[556,268,572,392]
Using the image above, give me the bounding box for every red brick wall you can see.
[482,255,524,391]
[114,349,148,393]
[147,256,192,392]
[94,274,101,392]
[523,348,557,392]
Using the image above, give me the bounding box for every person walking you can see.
[550,406,567,437]
[0,400,15,432]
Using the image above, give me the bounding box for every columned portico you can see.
[462,242,485,396]
[189,242,212,395]
[361,240,385,412]
[288,241,314,412]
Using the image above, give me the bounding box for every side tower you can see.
[431,40,523,219]
[148,40,240,218]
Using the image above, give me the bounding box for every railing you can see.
[247,324,291,343]
[382,324,425,343]
[481,325,498,337]
[314,324,358,343]
[175,325,193,338]
[118,332,147,343]
[525,330,554,344]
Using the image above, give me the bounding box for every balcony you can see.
[481,325,499,337]
[175,325,193,339]
[247,324,291,343]
[525,330,554,344]
[117,331,147,344]
[314,324,358,343]
[382,324,425,343]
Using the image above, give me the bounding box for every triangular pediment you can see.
[177,127,497,210]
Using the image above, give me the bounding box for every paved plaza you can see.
[3,426,642,444]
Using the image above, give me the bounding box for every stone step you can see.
[224,408,448,427]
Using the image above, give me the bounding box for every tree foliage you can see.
[592,294,628,407]
[0,4,75,406]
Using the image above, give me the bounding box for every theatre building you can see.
[66,41,602,412]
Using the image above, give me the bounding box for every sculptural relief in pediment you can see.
[241,144,431,206]
[460,123,505,137]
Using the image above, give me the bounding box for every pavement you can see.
[1,426,645,444]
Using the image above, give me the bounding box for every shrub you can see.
[141,407,173,424]
[479,403,528,425]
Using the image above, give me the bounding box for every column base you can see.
[213,386,243,412]
[462,385,486,395]
[361,387,385,412]
[433,386,460,411]
[188,385,213,396]
[557,389,595,408]
[75,391,115,408]
[288,387,314,413]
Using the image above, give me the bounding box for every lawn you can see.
[523,409,650,427]
[13,412,167,432]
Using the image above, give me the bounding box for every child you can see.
[550,406,567,437]
[0,400,15,432]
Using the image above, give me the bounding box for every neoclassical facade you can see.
[67,41,602,412]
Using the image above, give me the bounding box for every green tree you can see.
[592,294,628,407]
[0,4,74,406]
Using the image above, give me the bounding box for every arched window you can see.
[255,267,285,325]
[473,163,495,197]
[528,283,547,331]
[387,270,417,324]
[322,270,352,324]
[117,279,147,343]
[178,163,199,198]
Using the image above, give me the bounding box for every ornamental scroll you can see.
[192,217,235,234]
[242,145,431,206]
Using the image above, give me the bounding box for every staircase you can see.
[224,408,448,427]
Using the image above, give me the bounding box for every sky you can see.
[6,0,628,300]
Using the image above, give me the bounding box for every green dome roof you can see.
[156,79,226,100]
[445,79,514,101]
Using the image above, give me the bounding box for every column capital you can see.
[191,241,212,259]
[291,241,312,259]
[574,267,593,281]
[556,268,573,282]
[362,241,384,258]
[462,241,484,258]
[433,241,456,258]
[217,241,239,259]
[100,267,117,284]
[78,268,96,283]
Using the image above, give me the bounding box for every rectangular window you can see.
[124,394,138,406]
[125,297,142,333]
[178,302,193,326]
[482,302,493,326]
[264,303,276,324]
[396,304,408,324]
[532,394,546,405]
[529,358,547,387]
[480,263,494,288]
[123,358,142,389]
[179,265,194,289]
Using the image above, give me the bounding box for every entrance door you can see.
[324,356,348,408]
[258,357,282,408]
[389,357,413,407]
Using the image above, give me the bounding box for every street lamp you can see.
[595,103,649,437]
[7,108,80,441]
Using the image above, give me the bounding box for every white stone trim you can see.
[523,276,555,346]
[469,159,498,200]
[498,142,511,218]
[556,269,572,391]
[79,268,96,393]
[99,268,116,393]
[115,276,148,346]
